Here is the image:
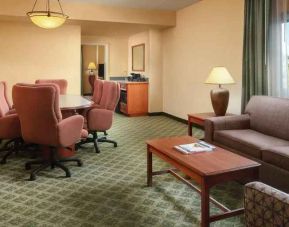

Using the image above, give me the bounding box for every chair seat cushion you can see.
[214,129,289,159]
[81,129,88,139]
[262,146,289,172]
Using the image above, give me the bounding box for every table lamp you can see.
[205,67,235,116]
[88,62,97,75]
[88,62,97,94]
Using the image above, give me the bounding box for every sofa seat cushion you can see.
[262,146,289,172]
[214,129,289,159]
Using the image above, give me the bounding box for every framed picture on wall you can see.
[132,44,145,71]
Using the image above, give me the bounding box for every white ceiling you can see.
[63,0,199,11]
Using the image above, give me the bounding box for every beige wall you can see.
[0,21,81,101]
[128,31,149,76]
[148,30,163,113]
[98,46,105,64]
[128,30,163,112]
[162,0,244,119]
[82,36,128,77]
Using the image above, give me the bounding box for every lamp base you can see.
[89,75,96,94]
[210,88,229,116]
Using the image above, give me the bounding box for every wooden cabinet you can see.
[119,82,148,116]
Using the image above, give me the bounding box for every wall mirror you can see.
[132,44,145,71]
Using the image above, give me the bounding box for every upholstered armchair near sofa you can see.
[244,181,289,226]
[205,96,289,192]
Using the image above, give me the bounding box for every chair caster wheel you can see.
[114,143,117,148]
[77,160,83,167]
[25,164,31,170]
[29,174,36,181]
[0,159,7,165]
[65,173,71,178]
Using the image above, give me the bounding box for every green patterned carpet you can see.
[0,114,245,227]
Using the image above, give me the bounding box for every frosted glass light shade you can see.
[88,62,97,70]
[27,12,68,29]
[205,67,235,85]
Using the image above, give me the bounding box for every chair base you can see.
[0,138,24,164]
[25,147,82,181]
[76,131,117,153]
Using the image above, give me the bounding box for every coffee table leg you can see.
[188,121,193,136]
[147,146,153,187]
[201,183,210,227]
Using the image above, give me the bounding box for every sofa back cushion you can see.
[245,96,289,140]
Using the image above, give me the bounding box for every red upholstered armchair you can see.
[0,81,22,164]
[78,79,120,153]
[35,79,68,95]
[13,83,87,180]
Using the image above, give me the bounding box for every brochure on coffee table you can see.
[174,141,215,154]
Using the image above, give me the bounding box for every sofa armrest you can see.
[204,114,250,143]
[244,182,289,226]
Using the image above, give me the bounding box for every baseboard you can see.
[162,112,187,124]
[148,112,163,116]
[148,112,187,124]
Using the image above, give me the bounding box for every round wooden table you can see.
[60,95,93,111]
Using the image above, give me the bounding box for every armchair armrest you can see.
[244,182,289,226]
[0,114,21,139]
[204,114,250,143]
[6,108,16,115]
[57,115,84,147]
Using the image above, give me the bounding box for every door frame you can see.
[80,42,109,94]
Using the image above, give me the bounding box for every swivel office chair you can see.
[13,83,87,180]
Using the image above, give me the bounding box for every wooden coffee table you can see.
[146,136,260,227]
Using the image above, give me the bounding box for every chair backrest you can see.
[13,83,62,145]
[245,95,289,141]
[92,80,120,111]
[0,81,11,117]
[92,79,104,105]
[35,79,68,95]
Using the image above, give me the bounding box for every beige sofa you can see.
[205,96,289,192]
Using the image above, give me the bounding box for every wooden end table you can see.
[188,112,234,136]
[146,136,260,227]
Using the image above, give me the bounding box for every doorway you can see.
[81,44,108,95]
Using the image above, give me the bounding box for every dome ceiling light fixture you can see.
[27,0,69,29]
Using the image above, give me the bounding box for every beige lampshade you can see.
[88,62,97,70]
[205,67,235,85]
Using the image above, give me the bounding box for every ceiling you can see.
[63,0,199,11]
[0,16,162,37]
[69,20,164,37]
